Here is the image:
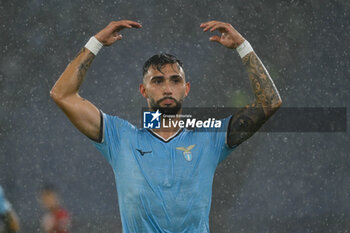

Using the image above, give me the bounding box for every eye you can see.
[171,76,181,83]
[152,77,163,84]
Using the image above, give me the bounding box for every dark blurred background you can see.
[0,0,349,232]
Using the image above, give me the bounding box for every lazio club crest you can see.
[176,144,196,162]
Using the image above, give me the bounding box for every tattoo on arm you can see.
[73,47,86,60]
[76,48,95,90]
[227,52,282,147]
[243,52,282,112]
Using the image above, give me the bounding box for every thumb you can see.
[209,35,221,43]
[115,34,123,41]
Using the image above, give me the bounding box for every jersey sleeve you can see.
[90,111,134,166]
[0,186,11,215]
[215,116,238,164]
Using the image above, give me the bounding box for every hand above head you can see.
[200,21,245,49]
[95,20,142,46]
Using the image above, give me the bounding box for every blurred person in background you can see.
[0,185,20,233]
[39,185,71,233]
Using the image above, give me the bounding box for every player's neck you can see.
[151,116,182,141]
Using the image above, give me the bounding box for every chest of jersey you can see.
[92,114,233,232]
[111,129,218,202]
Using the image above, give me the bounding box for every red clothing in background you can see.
[42,207,71,233]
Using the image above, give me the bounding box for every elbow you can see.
[271,99,282,112]
[264,99,282,117]
[50,88,77,105]
[50,88,64,103]
[49,89,59,102]
[274,99,282,109]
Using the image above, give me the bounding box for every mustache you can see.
[151,96,182,115]
[156,97,178,105]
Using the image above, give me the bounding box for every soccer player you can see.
[0,185,20,233]
[39,185,71,233]
[50,20,282,232]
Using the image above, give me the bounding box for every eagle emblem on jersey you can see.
[176,144,196,162]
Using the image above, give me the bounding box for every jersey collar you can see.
[147,128,184,143]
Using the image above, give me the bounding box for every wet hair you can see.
[142,53,184,77]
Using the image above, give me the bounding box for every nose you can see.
[163,80,172,96]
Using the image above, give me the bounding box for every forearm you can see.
[50,48,95,100]
[242,51,282,116]
[200,21,282,146]
[49,46,101,141]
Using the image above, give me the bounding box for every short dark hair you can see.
[143,53,183,77]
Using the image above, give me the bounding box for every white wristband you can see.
[84,36,103,56]
[236,40,254,58]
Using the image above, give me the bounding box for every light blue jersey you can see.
[92,112,236,233]
[0,186,10,215]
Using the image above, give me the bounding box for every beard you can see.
[150,96,182,115]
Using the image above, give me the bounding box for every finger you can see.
[111,22,139,32]
[120,23,133,29]
[200,22,210,28]
[115,34,123,41]
[202,22,221,32]
[209,23,228,32]
[113,23,134,33]
[204,22,225,32]
[109,23,129,32]
[209,35,221,43]
[122,20,142,28]
[201,22,216,31]
[200,21,222,30]
[200,20,218,27]
[113,20,141,29]
[202,23,216,32]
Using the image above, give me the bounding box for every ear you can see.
[184,82,191,97]
[139,83,148,98]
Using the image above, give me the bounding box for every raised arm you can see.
[50,20,141,141]
[200,21,282,147]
